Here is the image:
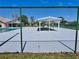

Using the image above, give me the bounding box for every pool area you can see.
[0,27,19,33]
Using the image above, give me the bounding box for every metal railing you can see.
[0,6,79,54]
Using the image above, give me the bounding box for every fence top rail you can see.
[0,6,79,8]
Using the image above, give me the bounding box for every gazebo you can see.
[37,16,62,31]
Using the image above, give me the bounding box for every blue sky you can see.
[0,0,79,6]
[23,8,77,21]
[0,0,79,21]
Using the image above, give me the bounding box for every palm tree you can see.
[18,15,28,26]
[30,16,35,26]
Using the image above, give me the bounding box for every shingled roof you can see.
[0,17,10,23]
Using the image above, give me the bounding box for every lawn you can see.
[0,53,79,59]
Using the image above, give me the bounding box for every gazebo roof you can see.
[37,16,62,22]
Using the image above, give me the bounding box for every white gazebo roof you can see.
[37,16,62,22]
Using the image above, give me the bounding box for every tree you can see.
[30,16,35,26]
[18,15,28,26]
[58,17,64,21]
[58,17,68,24]
[30,16,35,22]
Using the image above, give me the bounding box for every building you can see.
[0,16,21,28]
[0,17,9,28]
[8,20,20,27]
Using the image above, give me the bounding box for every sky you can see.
[0,0,79,6]
[0,0,79,21]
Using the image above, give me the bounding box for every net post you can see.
[20,8,23,53]
[74,8,79,54]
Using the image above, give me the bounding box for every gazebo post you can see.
[58,21,60,30]
[48,20,50,31]
[39,21,41,31]
[53,21,54,29]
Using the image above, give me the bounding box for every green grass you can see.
[0,53,79,59]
